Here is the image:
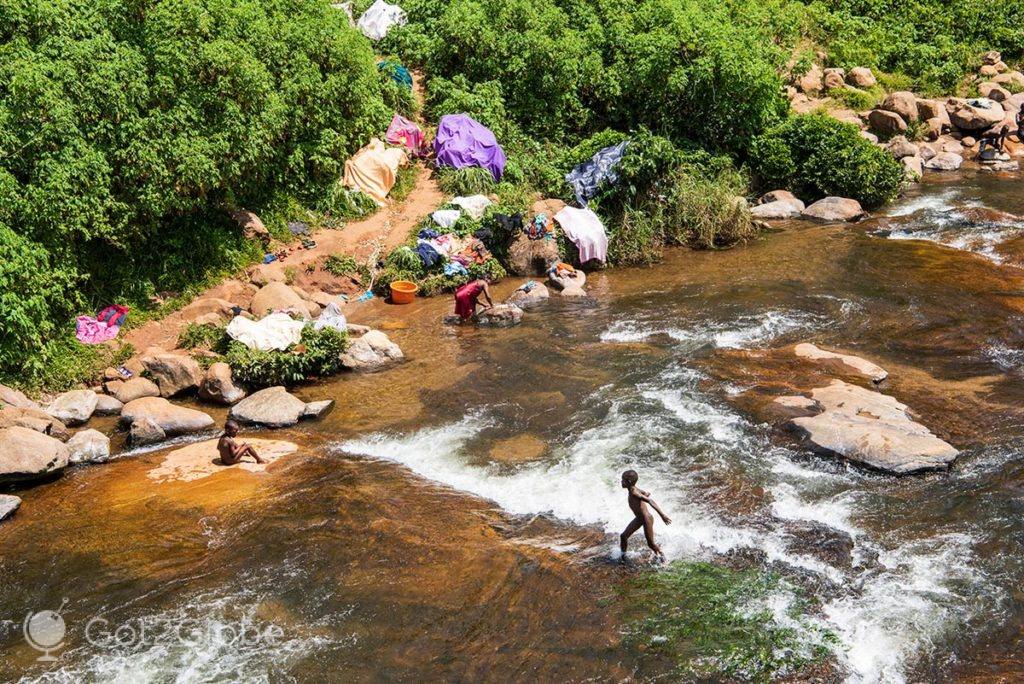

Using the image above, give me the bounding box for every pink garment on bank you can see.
[75,305,129,344]
[385,114,425,154]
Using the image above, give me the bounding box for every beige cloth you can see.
[342,138,408,205]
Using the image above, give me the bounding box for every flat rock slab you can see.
[0,494,20,523]
[147,438,298,483]
[801,197,867,223]
[793,343,888,383]
[121,397,215,435]
[787,380,957,474]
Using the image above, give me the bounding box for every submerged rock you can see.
[46,390,98,426]
[340,330,404,371]
[230,386,306,428]
[801,197,867,223]
[793,343,888,383]
[0,426,69,484]
[474,304,524,327]
[67,429,112,464]
[505,282,550,308]
[787,380,957,474]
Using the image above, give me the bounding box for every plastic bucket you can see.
[390,280,418,304]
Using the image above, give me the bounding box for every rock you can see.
[179,298,236,324]
[249,282,310,319]
[309,290,341,308]
[114,377,161,404]
[950,100,1005,130]
[979,82,1011,102]
[130,417,166,446]
[142,353,204,397]
[916,98,947,123]
[787,380,957,474]
[823,67,846,90]
[982,50,1002,66]
[507,231,561,276]
[868,109,907,135]
[919,145,938,161]
[940,138,964,153]
[770,395,821,420]
[757,190,799,204]
[962,136,977,148]
[560,285,588,298]
[783,521,855,569]
[94,395,123,416]
[801,197,867,223]
[46,390,98,426]
[978,147,1011,162]
[793,343,888,383]
[798,64,823,94]
[886,136,918,159]
[346,323,372,336]
[229,386,307,428]
[847,66,876,88]
[67,429,111,464]
[148,438,297,482]
[230,209,270,243]
[980,64,999,78]
[0,406,69,440]
[0,384,38,410]
[902,155,924,180]
[994,72,1024,89]
[548,269,586,292]
[923,152,964,171]
[505,282,550,308]
[882,91,919,122]
[0,427,69,484]
[859,131,879,144]
[199,363,246,405]
[474,304,523,327]
[751,199,805,219]
[980,160,1020,172]
[340,330,404,371]
[302,400,335,420]
[923,117,943,141]
[120,397,214,436]
[0,494,20,523]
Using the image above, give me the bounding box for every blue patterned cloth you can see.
[565,140,629,206]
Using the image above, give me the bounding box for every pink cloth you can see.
[385,114,424,154]
[76,316,121,344]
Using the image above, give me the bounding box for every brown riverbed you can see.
[5,169,1024,682]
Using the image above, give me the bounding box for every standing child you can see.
[620,469,671,561]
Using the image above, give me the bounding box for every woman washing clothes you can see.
[454,277,494,321]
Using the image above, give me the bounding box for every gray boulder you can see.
[0,406,69,440]
[0,494,20,523]
[120,397,214,436]
[302,400,335,420]
[886,136,919,159]
[199,362,246,405]
[751,199,805,219]
[923,152,963,171]
[474,304,524,327]
[340,330,404,372]
[801,197,867,223]
[229,386,306,428]
[505,282,550,308]
[67,429,111,464]
[46,390,98,426]
[0,426,69,484]
[94,395,124,416]
[114,377,161,404]
[0,384,38,410]
[142,353,204,397]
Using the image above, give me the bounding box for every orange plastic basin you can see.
[390,280,418,304]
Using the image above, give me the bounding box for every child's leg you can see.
[642,515,663,556]
[620,517,643,553]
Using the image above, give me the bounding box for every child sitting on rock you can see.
[217,420,266,465]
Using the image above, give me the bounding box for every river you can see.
[3,170,1024,682]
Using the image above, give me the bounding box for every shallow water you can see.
[5,170,1024,682]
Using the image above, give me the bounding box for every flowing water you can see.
[5,170,1024,682]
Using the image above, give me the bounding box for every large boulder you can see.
[978,82,1011,103]
[114,377,161,404]
[902,155,924,181]
[756,190,799,205]
[0,406,69,440]
[199,363,246,405]
[0,426,69,484]
[923,152,963,171]
[67,429,112,465]
[793,343,888,383]
[847,66,877,88]
[340,330,404,372]
[787,380,957,474]
[506,282,550,308]
[881,91,919,122]
[0,494,20,523]
[994,71,1024,89]
[94,395,124,416]
[249,282,309,319]
[823,68,846,90]
[0,384,38,410]
[868,109,907,136]
[474,304,523,327]
[886,136,919,159]
[229,386,306,428]
[130,417,166,446]
[950,100,1005,131]
[179,297,236,325]
[230,209,270,243]
[506,232,561,276]
[751,199,805,219]
[46,390,98,426]
[548,269,586,292]
[916,99,950,128]
[801,197,867,223]
[142,353,204,397]
[120,397,214,436]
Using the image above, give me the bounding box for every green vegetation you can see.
[324,253,360,277]
[827,85,885,111]
[436,167,496,196]
[177,323,230,352]
[622,561,837,682]
[225,326,348,388]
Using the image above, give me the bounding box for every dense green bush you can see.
[225,325,347,388]
[177,322,229,352]
[749,114,904,208]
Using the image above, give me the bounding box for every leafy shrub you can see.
[749,114,904,208]
[828,85,884,111]
[607,210,664,266]
[225,326,347,388]
[324,253,359,276]
[322,186,380,220]
[177,323,229,352]
[384,245,425,274]
[436,167,496,196]
[659,167,757,249]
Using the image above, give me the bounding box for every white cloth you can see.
[226,313,305,351]
[451,194,492,220]
[432,209,461,228]
[357,0,407,40]
[553,206,608,264]
[313,303,348,333]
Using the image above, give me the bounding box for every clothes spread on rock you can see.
[226,313,305,351]
[450,194,493,220]
[75,305,129,344]
[431,209,461,229]
[565,140,629,206]
[454,280,485,319]
[342,138,408,205]
[312,302,348,333]
[385,114,425,155]
[433,114,506,181]
[444,261,469,277]
[553,206,608,264]
[357,0,406,40]
[525,213,555,240]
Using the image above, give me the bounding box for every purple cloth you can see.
[432,114,506,181]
